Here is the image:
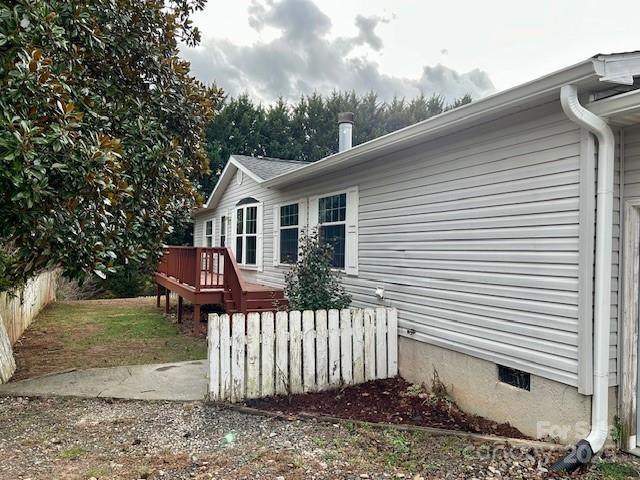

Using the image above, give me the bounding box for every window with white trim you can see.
[309,187,358,275]
[273,199,307,267]
[234,201,263,268]
[318,193,346,268]
[204,220,214,247]
[220,215,227,247]
[280,203,299,264]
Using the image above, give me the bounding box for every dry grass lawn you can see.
[11,297,207,380]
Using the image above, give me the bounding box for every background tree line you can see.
[201,91,472,194]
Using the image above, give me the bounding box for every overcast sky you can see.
[181,0,640,104]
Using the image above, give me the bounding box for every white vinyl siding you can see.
[193,220,204,247]
[623,125,640,198]
[196,100,593,387]
[195,171,265,282]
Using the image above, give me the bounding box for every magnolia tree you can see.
[284,230,351,311]
[0,0,222,289]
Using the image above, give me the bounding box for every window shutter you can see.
[273,204,280,267]
[257,202,264,272]
[230,209,237,258]
[297,199,308,261]
[308,195,319,234]
[211,219,216,247]
[345,187,359,276]
[298,198,308,233]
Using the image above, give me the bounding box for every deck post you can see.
[177,296,183,323]
[192,304,202,336]
[194,248,202,292]
[165,288,170,314]
[156,284,161,308]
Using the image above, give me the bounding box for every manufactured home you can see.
[160,52,640,456]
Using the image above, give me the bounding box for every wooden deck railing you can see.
[222,245,249,313]
[157,246,247,305]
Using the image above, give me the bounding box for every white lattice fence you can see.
[207,308,398,402]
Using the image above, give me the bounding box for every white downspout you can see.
[556,84,615,465]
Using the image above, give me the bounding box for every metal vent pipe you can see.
[338,112,354,152]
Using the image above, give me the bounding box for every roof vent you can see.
[338,112,354,153]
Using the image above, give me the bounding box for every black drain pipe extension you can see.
[550,85,615,472]
[549,440,594,473]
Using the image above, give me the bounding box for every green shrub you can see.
[284,230,351,311]
[104,262,153,298]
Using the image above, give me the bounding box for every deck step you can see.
[245,291,286,300]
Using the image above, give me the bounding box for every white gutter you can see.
[588,89,640,126]
[560,85,616,458]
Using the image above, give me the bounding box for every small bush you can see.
[57,275,105,300]
[284,230,351,311]
[104,261,154,298]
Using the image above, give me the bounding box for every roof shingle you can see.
[231,155,310,181]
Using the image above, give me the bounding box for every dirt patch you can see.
[246,377,526,439]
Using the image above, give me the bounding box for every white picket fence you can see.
[207,308,398,402]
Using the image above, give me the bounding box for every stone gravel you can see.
[0,396,638,479]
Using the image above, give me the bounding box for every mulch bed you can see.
[246,376,527,439]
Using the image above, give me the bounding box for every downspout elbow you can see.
[561,85,616,194]
[551,85,615,472]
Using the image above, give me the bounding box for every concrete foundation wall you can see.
[399,336,617,442]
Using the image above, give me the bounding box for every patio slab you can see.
[0,360,207,401]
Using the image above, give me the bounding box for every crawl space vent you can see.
[498,365,530,391]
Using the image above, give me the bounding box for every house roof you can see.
[231,155,310,181]
[198,51,640,213]
[198,154,309,213]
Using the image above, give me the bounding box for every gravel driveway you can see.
[0,396,639,479]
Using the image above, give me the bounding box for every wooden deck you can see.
[155,246,287,334]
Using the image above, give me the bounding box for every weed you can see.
[389,432,410,454]
[596,462,639,479]
[423,462,441,472]
[431,368,449,399]
[344,422,358,432]
[312,436,330,448]
[611,415,623,445]
[85,465,110,478]
[405,383,424,397]
[440,435,465,453]
[59,447,87,460]
[322,452,337,463]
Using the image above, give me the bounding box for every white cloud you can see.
[181,0,495,103]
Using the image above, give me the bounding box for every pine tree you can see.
[202,90,474,194]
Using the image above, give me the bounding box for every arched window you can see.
[236,197,259,206]
[234,197,261,266]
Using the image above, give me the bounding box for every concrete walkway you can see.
[0,360,207,401]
